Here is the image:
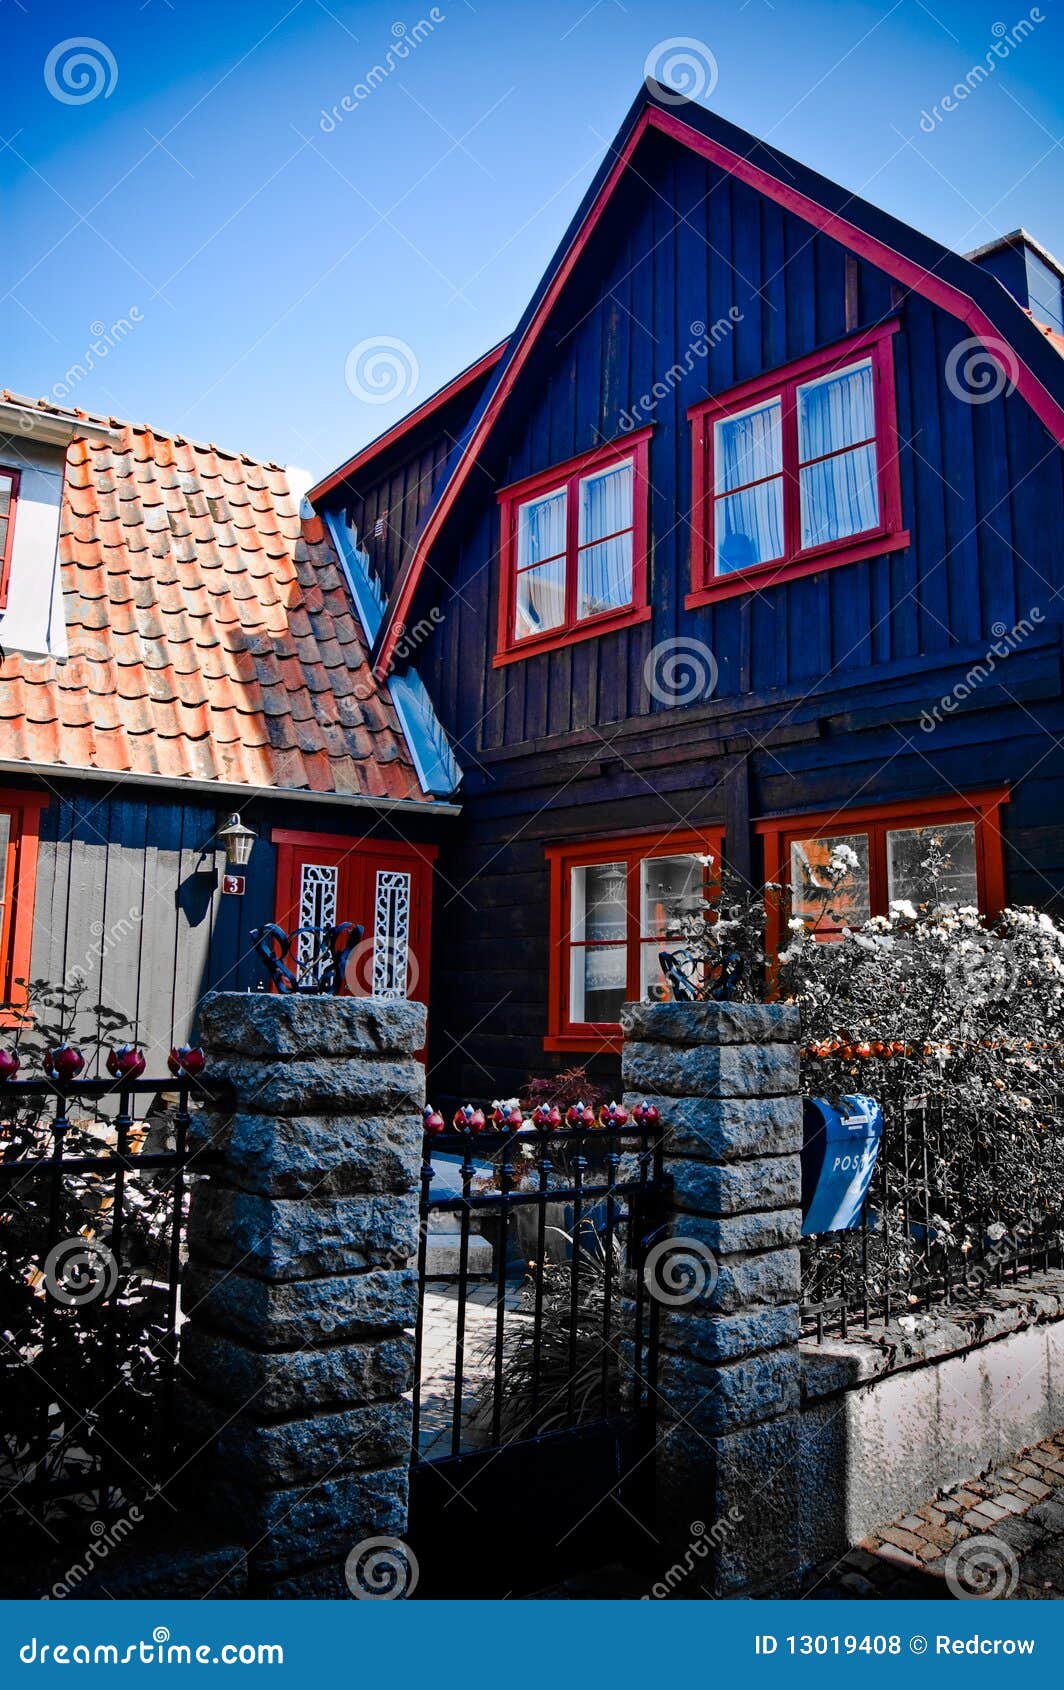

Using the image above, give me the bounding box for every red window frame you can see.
[494,427,653,666]
[545,825,724,1054]
[0,467,21,612]
[0,790,46,1020]
[687,322,908,608]
[757,788,1009,960]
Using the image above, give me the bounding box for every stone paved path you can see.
[805,1427,1064,1599]
[414,1279,529,1459]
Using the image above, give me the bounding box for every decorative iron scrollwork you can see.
[251,921,364,996]
[658,947,743,1003]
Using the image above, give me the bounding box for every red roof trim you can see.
[372,101,1064,680]
[308,340,508,506]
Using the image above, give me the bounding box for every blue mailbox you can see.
[801,1094,883,1235]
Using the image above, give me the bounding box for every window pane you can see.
[576,533,633,619]
[887,823,978,909]
[641,855,705,938]
[571,944,627,1024]
[714,399,782,493]
[579,459,632,546]
[571,861,628,944]
[790,833,871,930]
[514,557,566,641]
[516,485,567,570]
[799,444,879,549]
[0,473,13,516]
[797,359,875,461]
[714,479,784,573]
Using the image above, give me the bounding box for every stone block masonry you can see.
[621,999,803,1597]
[180,993,425,1596]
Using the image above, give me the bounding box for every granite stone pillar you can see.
[621,999,803,1596]
[180,993,424,1597]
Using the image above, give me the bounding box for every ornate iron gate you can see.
[408,1117,667,1598]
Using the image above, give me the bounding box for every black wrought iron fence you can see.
[0,1055,216,1540]
[411,1110,667,1464]
[801,1094,1064,1342]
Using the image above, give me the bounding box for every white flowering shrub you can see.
[672,844,1064,1305]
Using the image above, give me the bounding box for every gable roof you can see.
[0,400,449,809]
[365,81,1064,680]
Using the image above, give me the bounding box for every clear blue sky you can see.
[4,0,1063,481]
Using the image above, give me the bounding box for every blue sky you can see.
[4,0,1063,481]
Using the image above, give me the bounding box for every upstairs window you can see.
[495,429,652,665]
[0,468,21,611]
[688,323,907,605]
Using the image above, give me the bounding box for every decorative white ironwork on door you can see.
[372,869,411,998]
[298,863,338,984]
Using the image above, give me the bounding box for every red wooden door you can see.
[272,830,435,1015]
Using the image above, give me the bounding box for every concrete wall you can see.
[799,1274,1064,1568]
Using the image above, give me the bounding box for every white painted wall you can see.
[0,432,68,662]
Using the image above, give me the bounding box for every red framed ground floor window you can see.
[545,826,724,1053]
[272,830,436,1017]
[0,789,47,1019]
[757,787,1009,955]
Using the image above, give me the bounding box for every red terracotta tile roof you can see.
[0,404,431,804]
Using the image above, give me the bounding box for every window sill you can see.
[494,603,651,668]
[543,1029,623,1055]
[686,528,911,609]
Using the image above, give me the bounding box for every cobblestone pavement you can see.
[414,1279,529,1459]
[805,1427,1064,1599]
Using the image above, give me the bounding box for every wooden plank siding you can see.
[23,784,443,1075]
[324,127,1064,1103]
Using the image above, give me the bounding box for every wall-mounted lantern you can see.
[217,813,257,868]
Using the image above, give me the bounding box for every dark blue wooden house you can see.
[311,83,1064,1101]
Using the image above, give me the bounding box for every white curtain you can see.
[515,487,567,638]
[713,401,784,572]
[797,360,879,546]
[577,460,633,617]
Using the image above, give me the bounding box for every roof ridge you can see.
[0,389,286,475]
